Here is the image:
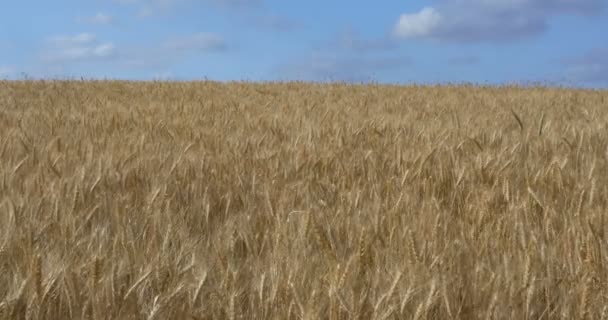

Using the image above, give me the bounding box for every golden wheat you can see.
[0,80,607,319]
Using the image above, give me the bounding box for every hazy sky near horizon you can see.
[1,0,607,87]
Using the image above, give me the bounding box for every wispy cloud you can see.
[41,33,116,63]
[47,33,97,46]
[76,13,114,25]
[393,0,605,43]
[84,32,228,73]
[163,32,227,52]
[276,52,411,82]
[275,24,406,82]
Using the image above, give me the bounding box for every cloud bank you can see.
[393,0,604,43]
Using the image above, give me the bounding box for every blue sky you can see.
[1,0,607,87]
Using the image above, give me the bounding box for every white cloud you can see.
[35,30,228,77]
[164,33,227,52]
[42,33,116,63]
[92,43,116,56]
[77,13,114,25]
[42,44,116,62]
[67,32,228,72]
[393,0,604,43]
[394,7,442,39]
[47,33,96,46]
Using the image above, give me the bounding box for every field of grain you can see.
[0,80,607,319]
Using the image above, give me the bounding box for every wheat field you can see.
[0,80,607,319]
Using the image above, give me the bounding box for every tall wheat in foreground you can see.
[0,80,607,319]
